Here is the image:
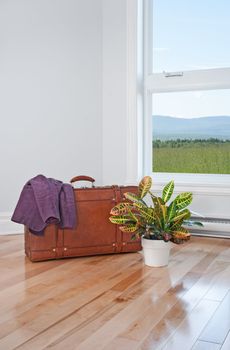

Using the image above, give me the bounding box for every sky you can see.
[153,90,230,118]
[152,0,230,118]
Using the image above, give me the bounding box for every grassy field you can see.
[152,139,230,174]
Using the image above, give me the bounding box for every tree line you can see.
[153,138,230,148]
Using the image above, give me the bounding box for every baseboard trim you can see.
[0,212,23,235]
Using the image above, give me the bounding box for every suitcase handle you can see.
[70,175,95,187]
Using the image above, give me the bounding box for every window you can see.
[144,0,230,184]
[152,90,230,174]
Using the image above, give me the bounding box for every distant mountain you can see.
[153,115,230,140]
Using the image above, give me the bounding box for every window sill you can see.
[151,172,230,196]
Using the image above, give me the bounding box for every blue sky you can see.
[153,0,230,72]
[152,1,230,118]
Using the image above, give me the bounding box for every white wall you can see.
[102,0,141,186]
[0,0,103,233]
[102,0,128,185]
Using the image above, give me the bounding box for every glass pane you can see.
[153,0,230,72]
[152,90,230,174]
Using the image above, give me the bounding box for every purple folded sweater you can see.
[11,175,76,234]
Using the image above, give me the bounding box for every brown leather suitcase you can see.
[25,175,141,262]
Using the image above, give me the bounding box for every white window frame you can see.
[143,0,230,192]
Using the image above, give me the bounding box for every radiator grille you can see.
[189,217,230,238]
[191,217,230,224]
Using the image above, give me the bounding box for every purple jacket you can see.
[11,175,76,234]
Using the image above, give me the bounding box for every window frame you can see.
[143,0,230,189]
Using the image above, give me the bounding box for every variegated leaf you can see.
[134,205,155,223]
[131,228,144,240]
[132,200,148,210]
[119,223,138,232]
[167,201,177,221]
[155,215,163,229]
[156,197,167,222]
[171,227,191,243]
[124,192,143,204]
[148,191,158,206]
[110,202,133,215]
[138,176,152,199]
[109,215,131,224]
[162,180,174,203]
[171,226,189,233]
[172,230,190,239]
[128,209,139,222]
[172,209,191,223]
[174,192,193,210]
[184,220,203,227]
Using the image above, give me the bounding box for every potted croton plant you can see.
[109,176,202,267]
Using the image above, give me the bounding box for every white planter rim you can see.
[141,237,172,247]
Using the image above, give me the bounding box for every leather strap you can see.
[70,175,95,185]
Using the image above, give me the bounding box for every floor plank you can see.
[0,235,229,350]
[160,299,219,350]
[199,291,230,344]
[221,330,230,350]
[192,340,221,350]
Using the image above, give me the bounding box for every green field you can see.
[152,139,230,174]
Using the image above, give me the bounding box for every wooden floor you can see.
[0,236,230,350]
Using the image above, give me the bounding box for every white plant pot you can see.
[141,237,171,267]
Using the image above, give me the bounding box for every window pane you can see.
[152,90,230,174]
[153,0,230,72]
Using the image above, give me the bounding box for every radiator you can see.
[188,217,230,238]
